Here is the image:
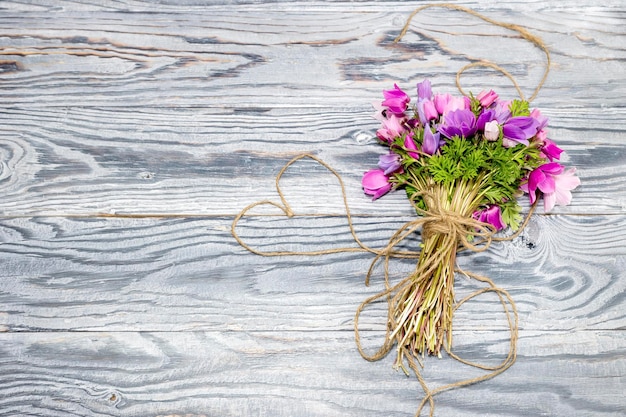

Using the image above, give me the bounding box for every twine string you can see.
[394,3,551,103]
[232,5,548,416]
[231,154,535,417]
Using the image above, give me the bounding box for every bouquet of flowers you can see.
[361,79,580,365]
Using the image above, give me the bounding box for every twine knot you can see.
[232,154,535,417]
[414,192,497,254]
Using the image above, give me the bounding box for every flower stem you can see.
[391,181,482,363]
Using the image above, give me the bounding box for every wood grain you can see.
[0,215,623,332]
[0,1,624,416]
[0,330,624,417]
[0,106,622,216]
[0,2,624,108]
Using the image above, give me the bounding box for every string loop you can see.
[232,153,536,417]
[232,5,548,415]
[394,3,551,103]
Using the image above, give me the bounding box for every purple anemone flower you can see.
[378,153,402,175]
[438,109,477,139]
[422,125,442,155]
[502,116,539,147]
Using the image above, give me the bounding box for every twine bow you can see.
[232,4,548,415]
[232,154,536,417]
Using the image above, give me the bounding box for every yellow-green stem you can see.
[392,180,484,366]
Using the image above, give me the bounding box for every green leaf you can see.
[509,99,530,117]
[501,202,523,231]
[469,92,482,117]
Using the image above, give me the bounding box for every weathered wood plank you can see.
[1,1,622,216]
[0,330,624,417]
[0,106,619,216]
[1,215,623,332]
[0,2,624,417]
[0,3,623,108]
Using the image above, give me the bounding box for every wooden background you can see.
[1,1,624,416]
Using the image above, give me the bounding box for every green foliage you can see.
[390,131,543,225]
[509,99,530,117]
[428,153,461,186]
[501,200,523,231]
[469,93,482,117]
[460,149,486,181]
[381,95,549,228]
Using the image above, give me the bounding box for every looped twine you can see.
[415,193,496,253]
[232,154,537,417]
[233,6,547,414]
[347,193,523,417]
[394,3,551,103]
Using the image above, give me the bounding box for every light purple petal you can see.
[553,168,581,192]
[417,79,432,101]
[502,124,526,141]
[378,153,402,175]
[439,109,476,138]
[505,116,539,139]
[422,125,441,155]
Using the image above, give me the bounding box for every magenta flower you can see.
[540,138,564,161]
[376,113,407,143]
[472,205,506,231]
[502,116,539,147]
[438,109,477,139]
[521,162,581,211]
[378,153,402,175]
[404,133,420,160]
[522,162,563,205]
[382,84,410,115]
[362,169,392,200]
[476,89,498,108]
[422,125,442,155]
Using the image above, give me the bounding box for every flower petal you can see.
[543,191,556,211]
[362,169,389,191]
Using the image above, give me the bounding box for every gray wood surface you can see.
[1,1,624,416]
